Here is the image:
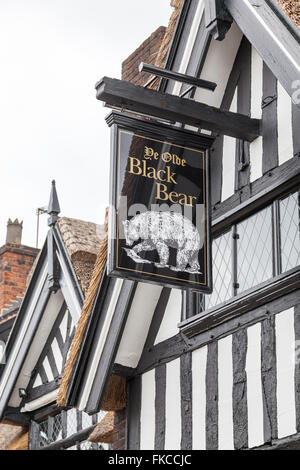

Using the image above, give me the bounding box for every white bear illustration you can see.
[122,211,203,274]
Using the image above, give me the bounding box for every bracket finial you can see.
[47,180,61,227]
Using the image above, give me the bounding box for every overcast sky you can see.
[0,0,171,247]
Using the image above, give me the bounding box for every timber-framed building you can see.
[0,0,300,451]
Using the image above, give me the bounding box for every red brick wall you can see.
[0,244,39,314]
[111,409,126,450]
[122,26,166,86]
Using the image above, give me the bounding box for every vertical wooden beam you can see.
[47,231,60,293]
[205,0,233,41]
[61,410,67,440]
[180,353,193,450]
[29,420,40,450]
[232,329,248,449]
[236,39,251,190]
[76,410,82,450]
[127,376,141,450]
[48,415,54,443]
[262,64,278,174]
[261,316,278,442]
[206,342,218,450]
[292,103,300,157]
[155,364,166,450]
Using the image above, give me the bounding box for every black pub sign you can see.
[106,111,213,293]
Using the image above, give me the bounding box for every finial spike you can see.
[47,180,61,226]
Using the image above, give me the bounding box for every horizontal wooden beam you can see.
[95,76,261,142]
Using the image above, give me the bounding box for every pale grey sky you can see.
[0,0,171,247]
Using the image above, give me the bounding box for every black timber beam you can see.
[95,77,261,142]
[204,0,233,41]
[225,0,300,106]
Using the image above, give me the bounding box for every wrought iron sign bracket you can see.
[139,62,217,92]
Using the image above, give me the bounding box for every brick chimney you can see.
[0,219,39,315]
[122,26,166,86]
[6,219,23,245]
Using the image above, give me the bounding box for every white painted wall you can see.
[218,335,234,450]
[165,358,181,450]
[140,369,156,450]
[194,23,243,108]
[250,46,263,183]
[278,81,294,165]
[115,283,162,368]
[57,250,82,322]
[154,289,182,345]
[192,346,207,450]
[222,88,237,202]
[276,308,297,439]
[246,323,264,448]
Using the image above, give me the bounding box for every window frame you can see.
[29,407,107,451]
[182,163,300,326]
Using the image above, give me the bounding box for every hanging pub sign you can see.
[106,111,213,293]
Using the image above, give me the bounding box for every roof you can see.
[0,299,22,326]
[4,431,28,450]
[278,0,300,27]
[57,217,105,296]
[0,423,26,450]
[88,412,114,443]
[0,216,104,335]
[57,229,108,406]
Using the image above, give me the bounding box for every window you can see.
[30,408,108,450]
[189,189,300,316]
[205,230,232,308]
[237,206,273,293]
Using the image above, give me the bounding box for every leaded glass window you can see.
[237,206,273,293]
[187,189,300,318]
[206,230,232,308]
[31,408,107,450]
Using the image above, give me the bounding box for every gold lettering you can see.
[156,183,197,207]
[144,146,159,160]
[129,157,142,175]
[156,183,169,202]
[166,166,177,185]
[169,191,179,204]
[157,169,167,182]
[189,196,197,206]
[144,146,153,159]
